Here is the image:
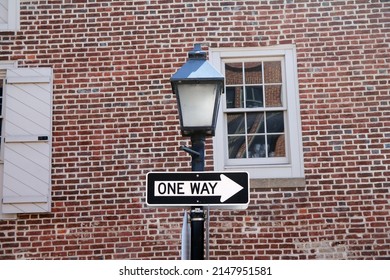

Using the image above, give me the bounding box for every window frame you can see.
[210,45,304,179]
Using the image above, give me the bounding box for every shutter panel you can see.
[0,0,8,29]
[2,68,52,213]
[0,62,17,80]
[0,0,20,31]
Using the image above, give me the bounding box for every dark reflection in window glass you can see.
[245,86,263,108]
[266,111,284,133]
[228,136,246,159]
[268,135,286,157]
[227,113,245,135]
[247,113,264,134]
[248,135,266,158]
[226,86,244,108]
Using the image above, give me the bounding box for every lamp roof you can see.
[171,45,224,82]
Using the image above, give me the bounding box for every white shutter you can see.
[0,0,20,31]
[0,62,17,80]
[0,0,8,29]
[2,68,52,213]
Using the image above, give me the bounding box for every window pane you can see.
[226,86,244,108]
[225,62,243,85]
[248,135,266,158]
[228,136,246,158]
[264,61,282,83]
[227,113,245,134]
[266,111,284,133]
[268,135,286,157]
[244,62,262,84]
[245,86,263,108]
[247,112,264,134]
[265,85,282,107]
[223,58,289,162]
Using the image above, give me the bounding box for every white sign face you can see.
[154,175,243,203]
[146,172,249,209]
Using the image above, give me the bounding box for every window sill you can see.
[250,177,306,189]
[0,213,17,220]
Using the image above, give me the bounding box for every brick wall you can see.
[0,0,389,259]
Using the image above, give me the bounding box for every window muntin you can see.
[223,58,288,164]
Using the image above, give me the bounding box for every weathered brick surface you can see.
[0,0,389,259]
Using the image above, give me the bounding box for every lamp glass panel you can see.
[177,83,217,128]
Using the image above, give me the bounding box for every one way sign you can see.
[146,172,249,209]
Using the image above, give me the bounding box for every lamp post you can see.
[171,44,224,260]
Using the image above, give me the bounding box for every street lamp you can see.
[171,44,224,137]
[171,44,224,260]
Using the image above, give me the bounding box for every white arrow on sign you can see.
[154,174,243,203]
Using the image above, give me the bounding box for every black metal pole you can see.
[190,133,205,260]
[190,134,205,172]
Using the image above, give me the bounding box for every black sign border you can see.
[146,171,249,209]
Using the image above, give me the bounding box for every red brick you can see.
[0,0,388,261]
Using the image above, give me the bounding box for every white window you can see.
[210,45,304,180]
[0,0,20,32]
[0,66,53,217]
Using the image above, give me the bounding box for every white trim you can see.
[210,45,304,180]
